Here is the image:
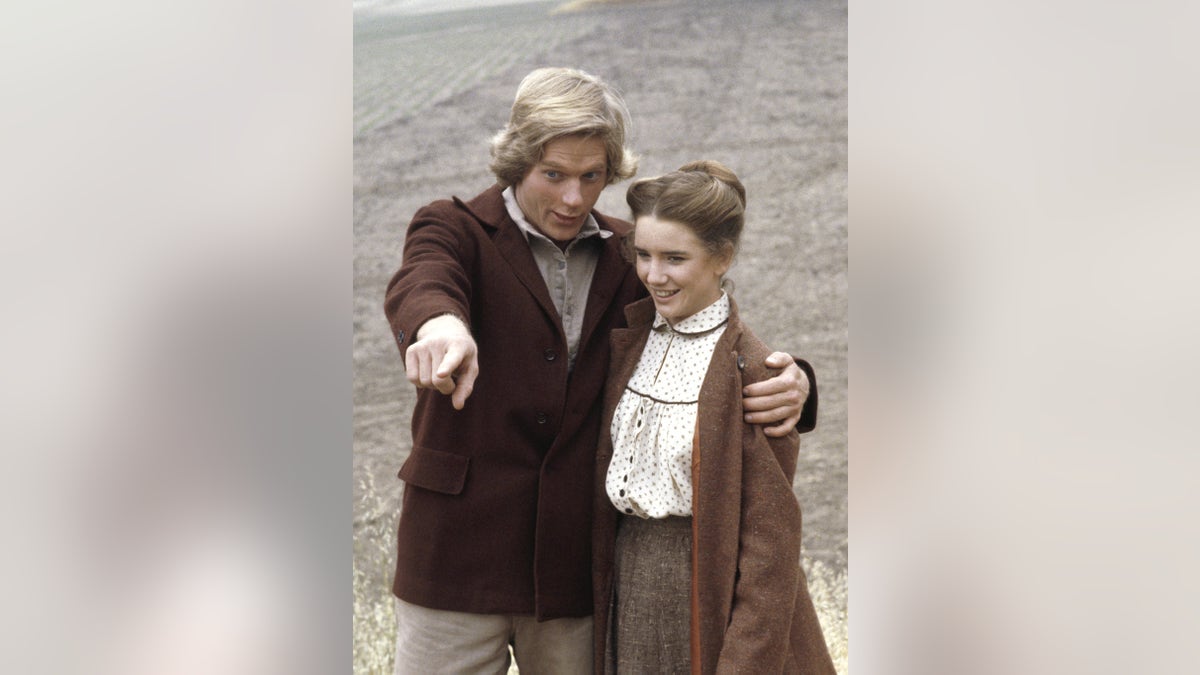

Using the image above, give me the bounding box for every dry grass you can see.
[808,560,849,673]
[353,472,847,674]
[354,472,400,675]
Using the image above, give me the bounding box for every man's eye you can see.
[545,171,560,179]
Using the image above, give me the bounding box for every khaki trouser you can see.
[394,598,593,674]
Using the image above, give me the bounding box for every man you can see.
[384,67,817,673]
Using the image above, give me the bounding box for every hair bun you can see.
[676,160,745,206]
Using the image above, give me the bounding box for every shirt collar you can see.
[653,292,731,335]
[502,186,611,244]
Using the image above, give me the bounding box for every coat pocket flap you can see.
[397,446,469,495]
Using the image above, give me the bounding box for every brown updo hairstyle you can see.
[624,159,747,263]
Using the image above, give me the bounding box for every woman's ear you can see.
[714,243,735,277]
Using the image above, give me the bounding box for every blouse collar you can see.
[652,292,730,335]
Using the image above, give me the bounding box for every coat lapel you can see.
[603,298,656,433]
[494,219,563,325]
[458,188,562,331]
[580,216,632,350]
[695,297,746,498]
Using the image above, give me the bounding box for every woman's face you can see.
[633,215,731,325]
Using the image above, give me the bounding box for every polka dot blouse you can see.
[607,293,730,519]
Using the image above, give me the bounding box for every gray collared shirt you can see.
[503,186,612,372]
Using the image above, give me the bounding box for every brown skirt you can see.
[606,514,693,675]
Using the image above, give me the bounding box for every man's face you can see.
[514,135,608,241]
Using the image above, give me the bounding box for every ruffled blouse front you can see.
[607,293,730,519]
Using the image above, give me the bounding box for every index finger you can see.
[432,345,465,395]
[449,350,480,410]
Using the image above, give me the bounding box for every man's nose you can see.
[561,181,583,207]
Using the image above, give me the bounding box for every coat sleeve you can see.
[794,356,818,434]
[383,202,477,358]
[716,391,804,672]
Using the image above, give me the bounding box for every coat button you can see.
[395,330,405,344]
[737,354,746,370]
[536,412,548,424]
[543,349,557,361]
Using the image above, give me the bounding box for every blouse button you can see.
[624,508,633,514]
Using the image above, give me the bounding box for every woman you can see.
[592,161,836,674]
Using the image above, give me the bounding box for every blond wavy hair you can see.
[490,67,638,188]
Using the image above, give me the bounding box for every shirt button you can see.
[536,412,548,424]
[543,349,557,361]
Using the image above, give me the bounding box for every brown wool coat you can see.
[384,185,646,619]
[593,297,836,674]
